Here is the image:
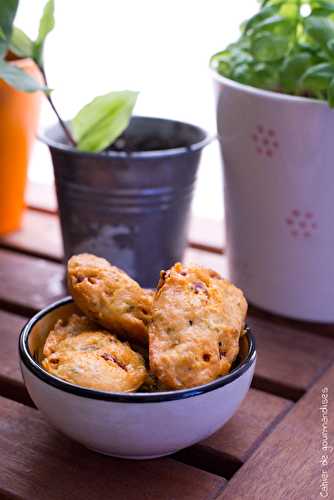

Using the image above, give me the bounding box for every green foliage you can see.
[72,91,138,152]
[0,0,18,56]
[9,27,33,58]
[0,0,139,151]
[33,0,55,65]
[210,0,334,107]
[0,0,53,92]
[0,59,45,92]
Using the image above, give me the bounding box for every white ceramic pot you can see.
[19,298,256,459]
[213,72,334,322]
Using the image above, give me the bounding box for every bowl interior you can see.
[28,302,82,363]
[27,300,252,376]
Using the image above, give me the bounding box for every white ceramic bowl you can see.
[19,297,256,459]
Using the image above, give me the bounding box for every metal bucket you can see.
[42,116,210,287]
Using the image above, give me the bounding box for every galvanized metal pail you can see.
[42,116,210,287]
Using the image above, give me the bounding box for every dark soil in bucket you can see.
[109,134,179,152]
[106,117,201,153]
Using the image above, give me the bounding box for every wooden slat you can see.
[250,304,334,339]
[0,311,26,383]
[0,234,334,400]
[0,210,63,261]
[249,315,334,401]
[0,310,32,406]
[201,388,291,462]
[175,389,291,478]
[217,362,334,500]
[0,249,65,316]
[0,313,291,472]
[0,396,225,500]
[1,213,333,403]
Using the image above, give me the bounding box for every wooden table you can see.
[0,182,333,500]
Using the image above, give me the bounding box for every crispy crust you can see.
[67,254,152,345]
[149,263,248,389]
[42,314,147,392]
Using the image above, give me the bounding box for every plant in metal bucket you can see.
[0,0,137,151]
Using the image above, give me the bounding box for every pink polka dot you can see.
[299,221,306,229]
[257,147,263,155]
[257,125,264,134]
[312,222,318,229]
[291,230,299,237]
[305,212,313,219]
[273,141,279,148]
[268,129,275,137]
[286,218,294,225]
[266,149,273,157]
[292,209,300,217]
[263,138,269,146]
[304,231,311,238]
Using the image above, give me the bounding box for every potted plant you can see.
[0,2,42,235]
[211,0,334,322]
[3,0,210,287]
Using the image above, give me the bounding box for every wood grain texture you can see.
[0,239,332,404]
[0,249,65,316]
[217,363,334,500]
[0,311,26,382]
[0,396,225,500]
[201,389,291,462]
[175,389,291,478]
[0,310,32,406]
[0,210,62,261]
[0,310,291,469]
[249,315,334,401]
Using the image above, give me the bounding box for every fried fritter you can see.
[42,314,147,392]
[67,254,152,345]
[149,263,248,389]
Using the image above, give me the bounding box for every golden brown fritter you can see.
[149,263,248,390]
[67,254,152,345]
[42,314,147,392]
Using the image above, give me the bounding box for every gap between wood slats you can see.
[0,377,34,408]
[0,248,327,404]
[174,393,293,480]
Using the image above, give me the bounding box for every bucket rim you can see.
[39,116,213,159]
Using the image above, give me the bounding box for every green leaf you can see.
[71,90,138,152]
[251,32,290,61]
[304,16,334,49]
[0,59,46,92]
[0,0,19,57]
[328,75,334,106]
[280,53,314,92]
[251,15,294,35]
[300,61,334,92]
[33,0,55,65]
[9,27,33,58]
[244,4,283,33]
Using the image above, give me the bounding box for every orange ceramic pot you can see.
[0,58,42,234]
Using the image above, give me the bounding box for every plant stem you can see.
[39,66,77,147]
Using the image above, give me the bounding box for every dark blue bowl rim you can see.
[19,297,256,403]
